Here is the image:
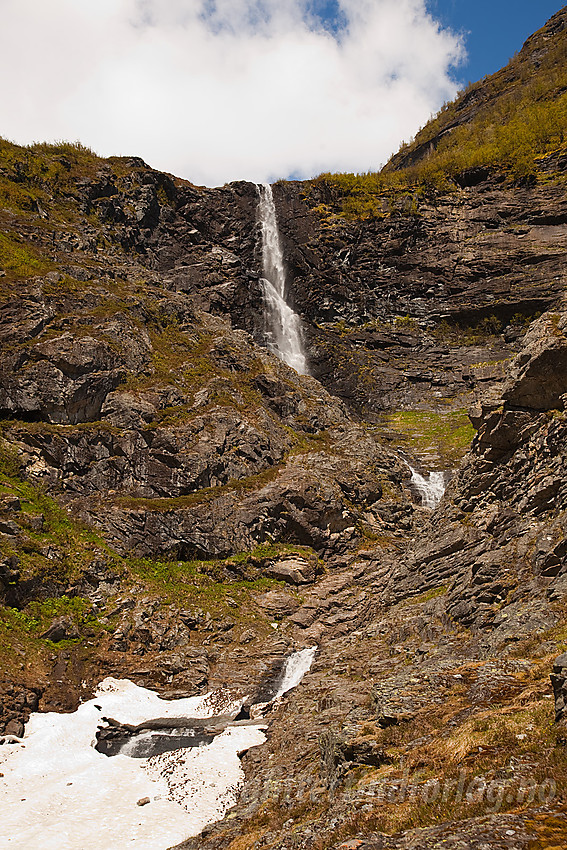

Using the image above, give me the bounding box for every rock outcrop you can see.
[381,306,567,637]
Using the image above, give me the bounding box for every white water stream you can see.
[408,465,446,509]
[258,183,308,374]
[0,648,317,850]
[275,645,317,699]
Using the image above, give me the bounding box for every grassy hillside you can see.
[310,6,567,218]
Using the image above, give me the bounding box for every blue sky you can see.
[0,1,563,185]
[428,1,563,85]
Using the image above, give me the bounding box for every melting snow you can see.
[0,678,265,850]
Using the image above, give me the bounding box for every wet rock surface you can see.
[95,713,238,758]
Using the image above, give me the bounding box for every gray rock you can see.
[40,616,79,643]
[267,557,316,585]
[502,312,567,410]
[0,519,20,537]
[4,719,24,737]
[0,495,21,512]
[256,590,300,618]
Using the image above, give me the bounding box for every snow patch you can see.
[145,725,266,834]
[0,678,265,850]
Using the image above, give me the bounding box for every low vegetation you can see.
[309,16,567,218]
[0,436,314,666]
[0,232,54,280]
[0,138,115,211]
[378,409,476,466]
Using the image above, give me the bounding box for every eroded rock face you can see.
[502,311,567,410]
[2,299,408,560]
[264,178,567,416]
[382,304,567,635]
[0,313,151,424]
[74,424,406,560]
[2,142,560,429]
[551,653,567,723]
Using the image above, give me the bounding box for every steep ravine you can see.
[171,305,567,850]
[2,17,567,843]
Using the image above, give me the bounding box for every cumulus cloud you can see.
[0,0,463,185]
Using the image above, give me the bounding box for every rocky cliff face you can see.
[0,155,413,567]
[267,166,567,419]
[169,303,567,850]
[2,12,567,847]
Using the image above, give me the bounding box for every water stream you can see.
[274,645,318,699]
[257,183,308,374]
[408,465,446,509]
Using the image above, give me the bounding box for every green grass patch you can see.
[0,232,53,278]
[126,555,284,613]
[0,175,41,213]
[2,595,93,639]
[0,434,114,588]
[310,174,422,220]
[411,585,448,604]
[431,315,529,345]
[126,543,316,610]
[379,409,476,465]
[0,594,102,675]
[227,542,317,565]
[0,138,100,191]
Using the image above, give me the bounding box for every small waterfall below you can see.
[408,465,446,510]
[274,645,317,699]
[257,183,309,375]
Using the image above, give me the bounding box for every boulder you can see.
[502,312,567,411]
[40,616,79,643]
[4,719,24,738]
[266,557,317,585]
[255,590,300,618]
[0,495,20,512]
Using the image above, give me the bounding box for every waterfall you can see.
[408,465,446,510]
[257,183,308,375]
[274,646,317,698]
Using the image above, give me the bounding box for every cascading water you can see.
[408,465,446,510]
[274,646,317,699]
[257,183,308,375]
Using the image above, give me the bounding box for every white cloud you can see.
[0,0,463,186]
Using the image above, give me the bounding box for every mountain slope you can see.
[0,140,414,730]
[385,5,567,183]
[2,9,567,850]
